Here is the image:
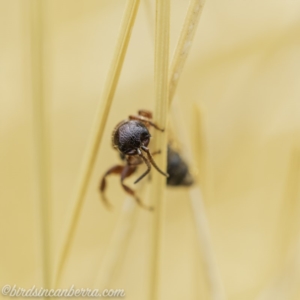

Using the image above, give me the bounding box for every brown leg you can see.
[151,150,161,156]
[129,150,161,163]
[121,165,153,211]
[126,155,143,166]
[129,115,164,132]
[100,165,124,209]
[138,109,152,119]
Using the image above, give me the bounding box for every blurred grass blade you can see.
[172,101,226,300]
[30,0,52,290]
[149,0,170,299]
[256,148,300,300]
[94,183,147,289]
[95,198,139,288]
[189,186,226,300]
[54,0,140,287]
[169,0,206,106]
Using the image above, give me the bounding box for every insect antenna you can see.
[141,146,169,178]
[134,150,152,184]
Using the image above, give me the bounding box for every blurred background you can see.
[1,0,300,299]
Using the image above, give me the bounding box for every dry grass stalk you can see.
[94,199,139,288]
[256,148,300,300]
[188,186,226,300]
[94,183,147,289]
[172,101,226,300]
[54,0,140,287]
[169,0,206,105]
[30,0,52,289]
[148,0,170,299]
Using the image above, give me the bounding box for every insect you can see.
[100,110,169,210]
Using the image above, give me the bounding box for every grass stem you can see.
[54,0,140,287]
[256,148,300,300]
[30,0,52,290]
[172,101,226,300]
[149,0,170,299]
[169,0,206,106]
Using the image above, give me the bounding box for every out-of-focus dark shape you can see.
[166,145,194,187]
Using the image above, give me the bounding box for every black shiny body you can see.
[113,120,150,155]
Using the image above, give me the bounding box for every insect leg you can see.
[151,150,161,156]
[126,150,162,164]
[121,165,153,211]
[100,165,124,209]
[129,115,164,132]
[137,109,152,119]
[126,155,144,166]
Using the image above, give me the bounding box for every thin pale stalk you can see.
[172,101,226,300]
[144,0,154,42]
[54,0,140,287]
[149,0,170,299]
[188,187,226,300]
[94,199,138,288]
[94,184,147,289]
[192,104,226,300]
[169,0,206,106]
[30,0,52,290]
[255,148,300,300]
[277,148,300,265]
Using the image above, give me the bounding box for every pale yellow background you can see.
[1,0,300,299]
